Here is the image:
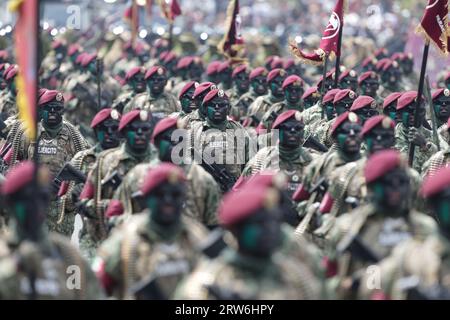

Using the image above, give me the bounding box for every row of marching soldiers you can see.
[0,36,450,299]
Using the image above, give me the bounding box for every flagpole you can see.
[168,22,174,51]
[408,41,429,166]
[320,54,330,119]
[333,24,343,88]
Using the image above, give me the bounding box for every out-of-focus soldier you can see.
[338,69,358,92]
[431,88,450,144]
[111,66,146,114]
[172,56,203,97]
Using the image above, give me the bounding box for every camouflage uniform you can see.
[0,233,103,299]
[301,102,323,128]
[247,94,284,124]
[174,247,320,299]
[113,162,221,228]
[421,148,450,178]
[95,214,208,299]
[0,91,16,119]
[123,91,180,120]
[10,120,89,236]
[230,89,259,122]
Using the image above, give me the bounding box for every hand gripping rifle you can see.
[52,163,87,195]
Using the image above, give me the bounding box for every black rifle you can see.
[52,163,87,195]
[101,170,123,190]
[131,190,145,214]
[193,149,237,193]
[128,275,168,300]
[406,284,450,300]
[198,228,228,259]
[205,284,245,300]
[304,135,329,153]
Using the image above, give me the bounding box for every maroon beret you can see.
[206,61,221,76]
[145,66,166,80]
[0,63,5,72]
[339,69,357,81]
[163,51,177,64]
[421,167,450,198]
[68,44,81,57]
[38,90,64,106]
[245,171,288,190]
[0,50,9,60]
[331,112,360,136]
[217,61,231,73]
[203,89,228,105]
[81,53,97,67]
[382,60,399,72]
[333,89,357,104]
[249,67,268,80]
[374,48,388,58]
[193,82,216,99]
[159,51,169,61]
[5,65,18,81]
[232,65,248,78]
[177,56,195,70]
[1,161,35,195]
[282,75,304,90]
[316,71,335,88]
[75,52,88,65]
[272,110,303,130]
[361,115,395,137]
[445,72,450,81]
[391,52,405,61]
[358,71,378,85]
[362,57,377,68]
[51,40,65,49]
[270,57,284,70]
[397,91,418,110]
[375,58,391,71]
[105,200,124,218]
[179,81,199,99]
[364,150,404,184]
[265,55,279,66]
[267,68,286,83]
[118,110,151,132]
[140,163,186,196]
[91,108,121,129]
[152,117,178,142]
[302,87,319,100]
[383,92,402,110]
[283,58,295,70]
[219,185,280,227]
[350,96,376,112]
[432,88,450,101]
[323,88,341,104]
[125,66,145,81]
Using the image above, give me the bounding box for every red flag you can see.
[217,0,246,63]
[146,0,153,18]
[158,0,181,23]
[290,0,345,65]
[9,0,38,140]
[124,0,139,46]
[416,0,449,55]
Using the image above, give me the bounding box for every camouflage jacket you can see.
[242,145,318,196]
[437,123,449,144]
[95,213,208,299]
[174,247,320,300]
[394,123,447,173]
[179,109,203,130]
[247,94,284,123]
[111,89,136,113]
[301,102,323,127]
[230,90,259,122]
[123,91,180,121]
[260,101,302,130]
[189,119,251,180]
[113,162,220,228]
[325,203,438,299]
[0,92,16,118]
[0,234,104,299]
[421,148,450,178]
[358,234,450,300]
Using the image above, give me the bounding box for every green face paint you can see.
[97,131,105,144]
[337,133,347,148]
[365,137,373,152]
[127,131,136,147]
[146,196,158,219]
[279,130,285,144]
[438,201,450,226]
[14,203,27,223]
[389,112,396,121]
[158,139,172,161]
[181,97,192,112]
[402,111,410,126]
[373,183,384,202]
[242,224,260,249]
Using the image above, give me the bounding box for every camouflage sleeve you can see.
[201,171,221,227]
[112,178,133,217]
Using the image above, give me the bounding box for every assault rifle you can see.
[128,275,168,300]
[52,163,87,195]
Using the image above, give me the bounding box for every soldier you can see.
[181,82,217,129]
[382,92,402,121]
[205,60,221,84]
[422,116,450,177]
[114,117,221,228]
[189,89,250,190]
[338,69,358,92]
[247,68,287,124]
[394,91,446,173]
[361,56,377,73]
[111,66,146,113]
[259,75,305,131]
[283,58,303,77]
[216,61,233,91]
[432,88,450,143]
[302,87,321,111]
[358,71,380,100]
[123,66,180,122]
[173,81,199,120]
[111,41,140,84]
[228,65,249,112]
[160,51,179,83]
[349,96,379,125]
[264,55,279,71]
[0,64,17,119]
[0,161,103,299]
[316,71,335,92]
[294,112,363,234]
[40,40,67,89]
[358,166,450,299]
[59,43,82,81]
[242,110,318,197]
[94,163,208,299]
[231,67,268,124]
[379,60,404,98]
[9,90,89,236]
[175,181,320,300]
[326,150,438,299]
[59,108,121,262]
[79,109,158,243]
[304,88,340,137]
[393,52,418,91]
[172,56,203,97]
